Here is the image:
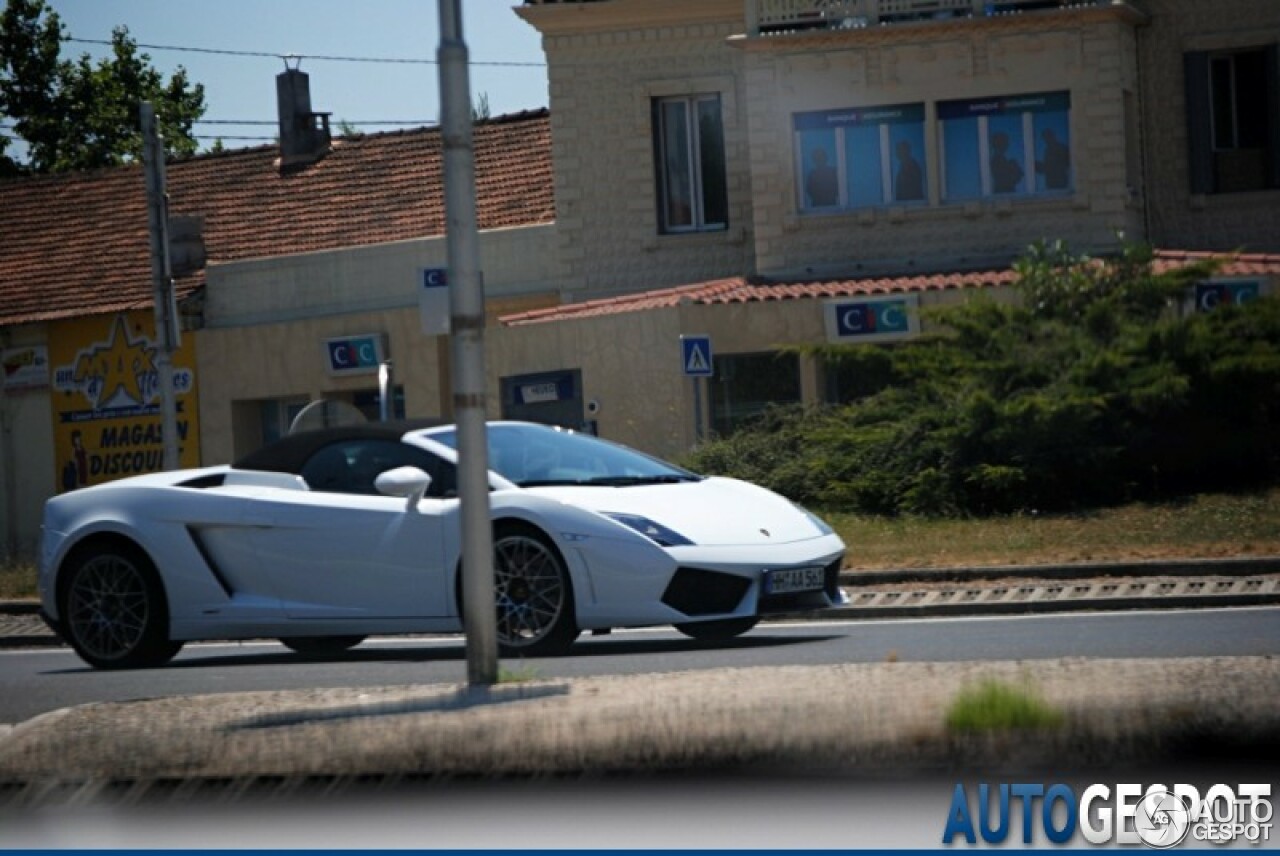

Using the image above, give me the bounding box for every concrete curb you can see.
[815,591,1280,620]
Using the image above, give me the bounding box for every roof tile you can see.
[0,110,553,327]
[499,250,1280,326]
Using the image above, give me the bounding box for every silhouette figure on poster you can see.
[894,140,924,201]
[62,429,88,491]
[1035,128,1070,190]
[806,147,839,207]
[990,131,1023,194]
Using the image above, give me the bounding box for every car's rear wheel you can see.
[492,525,579,656]
[280,636,366,656]
[674,616,760,641]
[61,543,183,669]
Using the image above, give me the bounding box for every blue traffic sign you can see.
[680,335,713,377]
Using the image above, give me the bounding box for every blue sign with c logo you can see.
[326,336,383,373]
[835,300,910,337]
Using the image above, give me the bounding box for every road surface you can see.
[1,606,1277,724]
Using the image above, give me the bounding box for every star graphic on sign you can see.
[71,316,157,408]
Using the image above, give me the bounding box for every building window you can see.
[260,397,311,446]
[710,352,801,436]
[938,91,1072,200]
[653,94,728,233]
[352,386,405,423]
[794,103,927,211]
[1186,47,1279,194]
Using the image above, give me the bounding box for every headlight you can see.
[602,513,694,547]
[795,504,834,536]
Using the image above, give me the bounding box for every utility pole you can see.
[438,0,498,686]
[140,102,181,471]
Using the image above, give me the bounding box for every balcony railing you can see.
[747,0,1096,35]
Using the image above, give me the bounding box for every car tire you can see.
[279,636,367,656]
[492,524,579,656]
[60,541,183,669]
[674,616,760,641]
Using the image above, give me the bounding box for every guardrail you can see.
[747,0,1096,34]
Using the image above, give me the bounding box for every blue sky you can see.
[46,0,549,150]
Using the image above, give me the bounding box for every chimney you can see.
[276,63,331,169]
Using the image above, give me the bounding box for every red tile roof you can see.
[499,250,1280,326]
[1151,249,1280,277]
[500,269,1018,326]
[0,110,554,327]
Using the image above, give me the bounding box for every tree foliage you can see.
[682,242,1280,515]
[0,0,205,174]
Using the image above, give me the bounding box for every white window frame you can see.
[655,94,727,234]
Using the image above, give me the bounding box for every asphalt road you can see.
[1,606,1278,725]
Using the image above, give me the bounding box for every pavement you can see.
[1,556,1278,802]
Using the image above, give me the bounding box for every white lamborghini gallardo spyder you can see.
[39,422,846,669]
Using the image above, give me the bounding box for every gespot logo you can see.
[943,782,1273,847]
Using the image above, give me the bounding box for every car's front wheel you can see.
[280,636,367,656]
[60,542,183,669]
[674,616,760,641]
[492,525,579,656]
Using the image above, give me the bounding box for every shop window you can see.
[823,352,898,405]
[939,91,1072,200]
[352,386,405,423]
[794,103,928,211]
[1185,47,1280,194]
[710,352,801,436]
[260,397,310,447]
[653,94,728,233]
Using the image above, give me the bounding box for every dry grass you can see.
[825,488,1280,570]
[0,560,36,600]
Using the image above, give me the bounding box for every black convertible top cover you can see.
[232,421,444,475]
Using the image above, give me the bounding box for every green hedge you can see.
[681,242,1280,515]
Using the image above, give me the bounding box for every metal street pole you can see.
[378,360,393,422]
[140,102,181,471]
[438,0,498,686]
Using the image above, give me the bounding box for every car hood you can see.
[526,477,824,546]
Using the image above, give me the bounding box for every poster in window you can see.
[795,103,926,211]
[939,91,1071,201]
[798,127,840,208]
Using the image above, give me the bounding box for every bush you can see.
[681,242,1280,515]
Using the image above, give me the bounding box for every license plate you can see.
[764,566,825,595]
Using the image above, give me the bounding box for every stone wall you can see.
[1136,0,1280,253]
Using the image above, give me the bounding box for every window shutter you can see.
[1183,51,1214,194]
[1266,43,1280,189]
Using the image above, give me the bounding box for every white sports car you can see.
[39,422,846,669]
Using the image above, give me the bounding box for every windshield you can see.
[429,424,700,488]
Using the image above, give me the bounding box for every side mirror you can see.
[374,466,433,511]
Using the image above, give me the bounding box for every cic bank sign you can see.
[823,294,921,344]
[323,333,387,376]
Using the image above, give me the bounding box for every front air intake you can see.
[661,568,751,616]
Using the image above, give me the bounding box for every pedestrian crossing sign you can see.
[680,335,713,377]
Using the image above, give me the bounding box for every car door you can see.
[249,439,455,619]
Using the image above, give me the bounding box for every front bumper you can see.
[662,556,845,618]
